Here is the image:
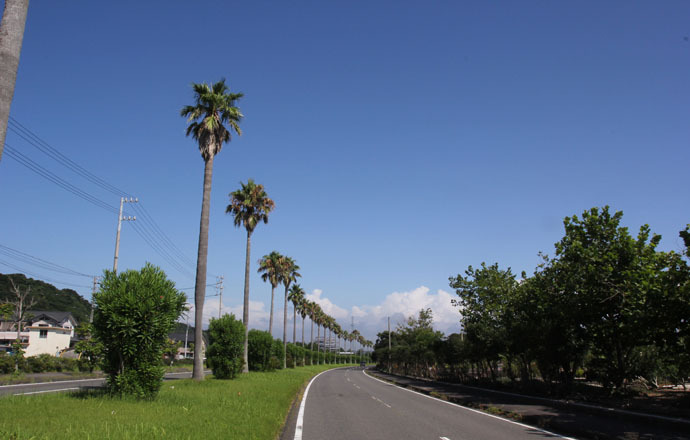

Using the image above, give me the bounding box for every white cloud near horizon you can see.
[185,285,462,342]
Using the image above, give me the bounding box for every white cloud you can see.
[184,286,462,343]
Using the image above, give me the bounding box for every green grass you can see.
[0,364,349,439]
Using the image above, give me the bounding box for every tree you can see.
[298,297,308,365]
[288,284,305,344]
[74,323,102,373]
[181,79,243,381]
[6,276,35,342]
[279,256,300,368]
[227,179,275,373]
[93,263,186,398]
[258,251,283,335]
[0,0,29,163]
[207,314,245,379]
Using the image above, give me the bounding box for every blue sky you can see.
[1,1,688,340]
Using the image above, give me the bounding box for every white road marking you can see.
[354,384,360,389]
[363,370,577,440]
[440,437,451,440]
[14,387,80,396]
[0,378,101,388]
[384,403,391,408]
[294,369,333,440]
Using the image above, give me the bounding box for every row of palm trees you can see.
[181,78,371,379]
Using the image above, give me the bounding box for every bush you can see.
[271,339,285,370]
[207,314,245,379]
[93,263,186,399]
[0,352,14,374]
[248,329,273,371]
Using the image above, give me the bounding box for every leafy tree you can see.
[163,339,182,366]
[207,314,245,379]
[258,251,283,335]
[74,323,102,373]
[181,79,243,381]
[93,263,186,398]
[227,179,275,373]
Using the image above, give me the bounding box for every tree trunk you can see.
[310,316,314,365]
[0,0,29,163]
[192,154,214,381]
[241,230,252,373]
[268,285,275,335]
[282,284,289,369]
[301,315,305,366]
[317,324,320,365]
[293,302,296,344]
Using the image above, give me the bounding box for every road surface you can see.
[0,370,198,397]
[295,367,574,440]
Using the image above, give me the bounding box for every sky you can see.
[1,1,688,342]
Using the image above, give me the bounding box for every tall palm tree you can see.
[181,79,243,381]
[306,300,319,364]
[299,297,308,366]
[0,0,30,163]
[288,284,305,344]
[279,256,300,369]
[257,251,283,335]
[227,179,275,373]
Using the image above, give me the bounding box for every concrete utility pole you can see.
[89,276,99,323]
[184,308,190,359]
[113,197,137,273]
[217,275,224,319]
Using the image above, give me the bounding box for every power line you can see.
[0,244,94,278]
[8,117,130,198]
[0,258,93,289]
[4,144,119,214]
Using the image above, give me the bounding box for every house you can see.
[0,311,77,357]
[169,330,207,360]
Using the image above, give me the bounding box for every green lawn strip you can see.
[0,364,350,440]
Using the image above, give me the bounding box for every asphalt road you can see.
[297,367,574,440]
[0,371,198,397]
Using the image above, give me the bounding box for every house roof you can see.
[169,331,207,345]
[27,311,77,326]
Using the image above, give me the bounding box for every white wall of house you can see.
[24,326,72,357]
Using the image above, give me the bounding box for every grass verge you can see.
[0,364,349,439]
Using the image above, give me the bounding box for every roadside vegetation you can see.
[374,207,689,408]
[0,364,345,440]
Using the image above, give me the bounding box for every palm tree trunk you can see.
[310,316,314,365]
[317,324,320,365]
[241,231,252,373]
[282,285,288,369]
[301,315,305,366]
[293,304,297,344]
[192,154,214,381]
[0,0,29,163]
[268,285,275,335]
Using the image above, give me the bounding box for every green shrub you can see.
[247,329,273,371]
[207,314,245,379]
[93,263,186,399]
[271,339,285,370]
[74,323,102,373]
[0,352,14,374]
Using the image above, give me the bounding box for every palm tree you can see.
[0,0,30,163]
[181,79,243,381]
[279,256,300,369]
[288,284,305,345]
[257,251,283,335]
[298,297,308,366]
[227,179,275,373]
[306,301,319,364]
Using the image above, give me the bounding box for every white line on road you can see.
[440,437,451,440]
[363,370,577,440]
[294,369,333,440]
[0,378,102,388]
[14,387,80,396]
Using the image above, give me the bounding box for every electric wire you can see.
[0,244,94,278]
[0,258,93,289]
[5,119,212,282]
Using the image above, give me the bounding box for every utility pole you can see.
[113,197,137,273]
[217,275,224,319]
[89,276,99,323]
[388,316,391,373]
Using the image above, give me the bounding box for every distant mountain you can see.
[0,273,92,324]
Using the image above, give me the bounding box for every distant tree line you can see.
[374,207,690,393]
